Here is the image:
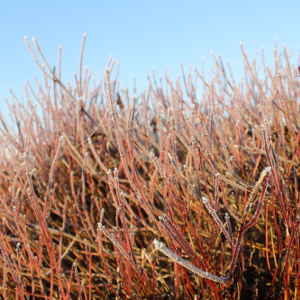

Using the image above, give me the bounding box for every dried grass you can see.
[0,35,299,299]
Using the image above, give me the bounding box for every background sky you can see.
[1,0,300,114]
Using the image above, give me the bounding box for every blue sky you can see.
[1,0,300,113]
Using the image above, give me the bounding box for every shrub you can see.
[0,35,299,299]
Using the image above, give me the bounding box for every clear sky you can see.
[1,0,300,113]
